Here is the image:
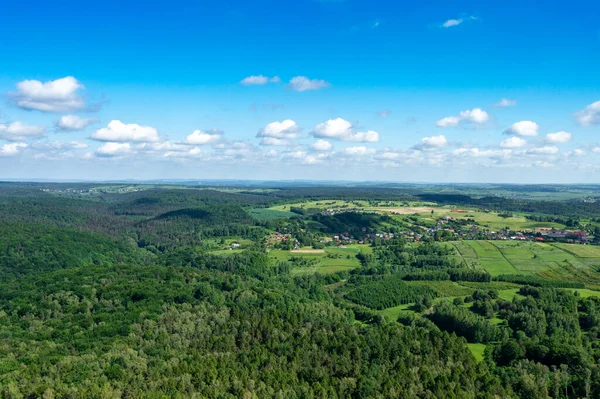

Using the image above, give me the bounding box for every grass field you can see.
[269,200,371,211]
[248,208,297,220]
[467,343,487,362]
[460,241,520,275]
[451,240,600,287]
[552,243,600,258]
[264,198,567,233]
[380,305,413,320]
[268,245,371,274]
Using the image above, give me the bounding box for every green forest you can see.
[3,182,600,398]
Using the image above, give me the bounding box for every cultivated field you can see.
[452,240,600,285]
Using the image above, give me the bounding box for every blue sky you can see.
[0,0,599,182]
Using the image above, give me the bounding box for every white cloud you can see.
[56,115,97,131]
[495,98,517,108]
[442,19,462,28]
[412,135,448,150]
[0,122,46,141]
[184,129,223,145]
[436,108,489,127]
[377,151,401,160]
[135,141,189,153]
[91,120,159,142]
[504,121,539,137]
[545,131,572,144]
[528,146,559,155]
[10,76,86,112]
[0,143,28,157]
[500,137,527,149]
[164,147,202,159]
[452,148,511,159]
[287,150,307,159]
[441,16,476,28]
[575,101,600,126]
[257,119,300,138]
[435,116,461,127]
[96,142,131,157]
[312,118,379,142]
[288,76,330,92]
[377,109,391,118]
[311,139,333,151]
[259,137,292,146]
[567,149,586,157]
[343,146,376,156]
[240,75,280,85]
[301,154,326,165]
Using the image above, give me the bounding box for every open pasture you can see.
[248,208,297,220]
[269,245,368,274]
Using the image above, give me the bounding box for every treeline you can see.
[495,274,585,289]
[426,301,503,343]
[417,193,600,218]
[399,268,491,283]
[345,275,438,309]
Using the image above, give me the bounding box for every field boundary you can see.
[488,241,524,274]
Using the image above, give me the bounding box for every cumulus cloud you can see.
[95,142,131,157]
[377,151,402,160]
[10,76,86,113]
[135,141,189,153]
[343,146,376,156]
[0,143,28,157]
[441,16,477,28]
[184,129,223,145]
[527,146,559,155]
[452,148,511,159]
[91,120,159,142]
[495,98,517,108]
[575,101,600,126]
[545,131,572,144]
[240,75,280,85]
[164,147,203,159]
[436,108,489,127]
[504,121,539,137]
[56,115,97,131]
[288,76,330,92]
[312,118,379,142]
[500,137,527,149]
[412,135,447,150]
[257,119,300,139]
[301,155,324,165]
[311,139,333,151]
[0,122,46,141]
[567,149,586,157]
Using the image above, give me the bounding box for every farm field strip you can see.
[457,241,600,284]
[463,240,520,276]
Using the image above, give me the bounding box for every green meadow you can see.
[268,245,372,274]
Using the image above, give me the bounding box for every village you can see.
[263,211,592,250]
